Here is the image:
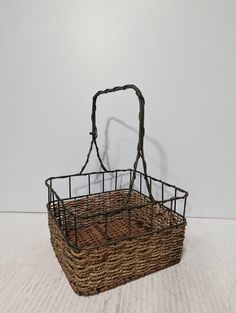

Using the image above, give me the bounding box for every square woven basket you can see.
[46,84,188,296]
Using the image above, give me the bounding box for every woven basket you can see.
[45,84,188,296]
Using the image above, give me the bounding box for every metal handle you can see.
[91,84,145,153]
[80,84,155,203]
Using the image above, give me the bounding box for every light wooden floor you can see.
[0,213,236,313]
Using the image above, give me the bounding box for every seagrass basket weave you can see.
[45,84,188,296]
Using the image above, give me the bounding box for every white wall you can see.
[0,0,236,217]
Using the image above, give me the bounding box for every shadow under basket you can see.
[46,85,188,296]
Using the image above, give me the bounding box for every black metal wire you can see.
[140,173,142,194]
[102,173,105,193]
[88,174,91,195]
[79,84,155,203]
[69,176,72,199]
[74,215,77,246]
[115,171,118,191]
[174,188,177,212]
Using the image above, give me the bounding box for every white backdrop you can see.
[0,0,236,217]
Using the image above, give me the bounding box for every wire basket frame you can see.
[45,84,188,295]
[46,169,187,250]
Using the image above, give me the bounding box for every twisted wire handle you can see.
[80,84,155,203]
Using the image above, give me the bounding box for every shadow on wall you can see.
[98,117,168,179]
[99,118,193,217]
[74,117,168,195]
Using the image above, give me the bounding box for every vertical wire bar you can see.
[47,187,49,203]
[150,178,154,229]
[149,177,152,198]
[58,199,61,226]
[170,199,173,226]
[49,179,53,212]
[88,174,91,195]
[86,195,89,211]
[161,182,164,208]
[130,170,132,190]
[108,190,111,211]
[102,172,105,193]
[183,197,187,217]
[108,173,111,210]
[52,192,55,217]
[48,182,50,203]
[115,171,118,191]
[74,215,77,246]
[62,202,67,236]
[50,190,53,213]
[69,176,72,199]
[140,173,142,194]
[174,188,177,212]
